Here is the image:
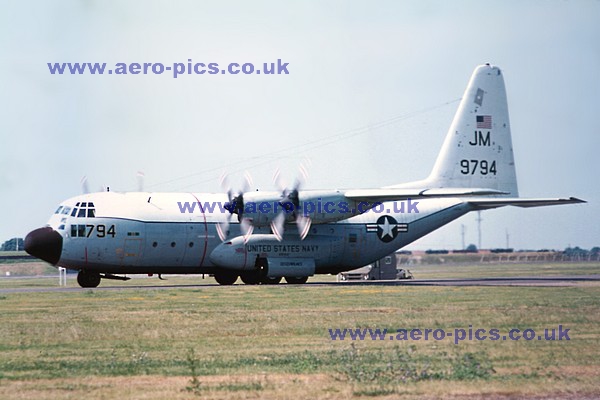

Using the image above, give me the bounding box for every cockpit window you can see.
[55,206,63,214]
[66,202,97,218]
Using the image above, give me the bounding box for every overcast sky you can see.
[1,0,599,250]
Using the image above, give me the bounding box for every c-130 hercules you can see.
[25,64,584,287]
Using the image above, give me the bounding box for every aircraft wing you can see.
[466,197,586,210]
[344,187,509,202]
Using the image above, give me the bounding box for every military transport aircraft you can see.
[24,64,584,287]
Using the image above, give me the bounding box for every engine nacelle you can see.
[209,234,325,272]
[238,190,371,227]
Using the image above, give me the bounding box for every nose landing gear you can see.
[76,271,101,288]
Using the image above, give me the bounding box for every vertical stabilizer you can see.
[418,64,519,196]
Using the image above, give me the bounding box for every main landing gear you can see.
[213,270,239,285]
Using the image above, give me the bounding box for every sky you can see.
[1,0,599,251]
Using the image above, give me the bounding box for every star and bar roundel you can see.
[366,215,409,243]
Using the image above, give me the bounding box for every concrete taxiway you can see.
[1,275,599,293]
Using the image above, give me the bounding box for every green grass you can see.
[0,263,599,398]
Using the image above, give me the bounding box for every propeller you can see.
[81,176,90,194]
[270,161,312,241]
[217,172,254,242]
[136,171,145,192]
[81,172,145,195]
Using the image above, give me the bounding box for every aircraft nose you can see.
[24,227,63,265]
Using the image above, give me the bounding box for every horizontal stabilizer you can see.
[467,197,586,210]
[344,187,508,202]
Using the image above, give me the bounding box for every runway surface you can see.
[1,275,599,293]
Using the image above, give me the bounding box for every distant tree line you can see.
[563,246,600,257]
[1,238,24,251]
[423,246,600,256]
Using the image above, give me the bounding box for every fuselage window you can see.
[188,242,194,248]
[152,242,158,247]
[171,242,176,248]
[349,233,357,243]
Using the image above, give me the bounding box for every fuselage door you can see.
[122,238,142,266]
[343,226,366,266]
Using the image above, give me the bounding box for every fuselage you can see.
[36,191,472,276]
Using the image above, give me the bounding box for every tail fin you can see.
[420,64,519,196]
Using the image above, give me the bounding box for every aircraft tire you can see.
[240,272,261,285]
[214,271,238,285]
[77,271,101,288]
[284,276,308,284]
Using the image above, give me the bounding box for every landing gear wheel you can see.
[261,276,282,285]
[214,271,238,285]
[240,272,261,285]
[77,271,101,288]
[285,276,308,284]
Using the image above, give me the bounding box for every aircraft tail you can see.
[395,64,519,196]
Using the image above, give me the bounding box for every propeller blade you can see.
[272,167,285,193]
[216,215,231,242]
[81,176,90,194]
[270,212,286,242]
[219,171,231,194]
[240,218,254,243]
[136,171,145,192]
[293,161,309,189]
[219,172,233,203]
[297,216,312,240]
[243,171,253,192]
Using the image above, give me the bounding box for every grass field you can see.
[0,262,599,399]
